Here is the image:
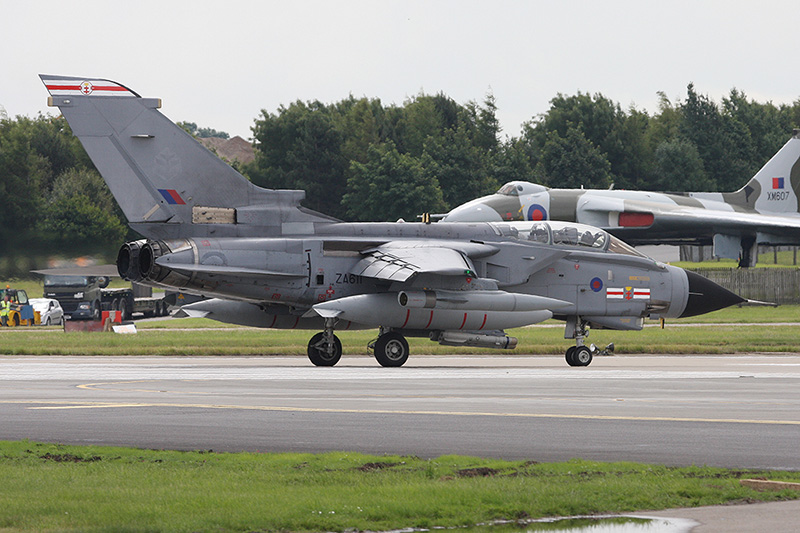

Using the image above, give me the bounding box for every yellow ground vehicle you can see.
[0,288,36,326]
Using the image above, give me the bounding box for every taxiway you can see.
[1,354,798,469]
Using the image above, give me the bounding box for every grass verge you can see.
[1,440,799,532]
[0,320,798,356]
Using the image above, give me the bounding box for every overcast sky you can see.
[3,1,799,140]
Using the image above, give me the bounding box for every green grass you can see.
[1,305,798,356]
[0,441,798,532]
[0,322,798,356]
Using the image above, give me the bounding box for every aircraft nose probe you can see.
[679,270,745,318]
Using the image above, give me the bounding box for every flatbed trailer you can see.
[100,287,170,320]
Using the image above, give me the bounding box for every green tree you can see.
[421,124,496,208]
[651,139,709,192]
[249,101,348,219]
[722,89,791,173]
[343,142,445,222]
[535,127,612,189]
[0,118,51,249]
[39,168,127,254]
[518,92,658,189]
[40,194,127,254]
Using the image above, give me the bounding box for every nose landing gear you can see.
[564,316,592,367]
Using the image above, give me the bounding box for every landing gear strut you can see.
[564,316,592,367]
[369,328,410,367]
[307,318,342,366]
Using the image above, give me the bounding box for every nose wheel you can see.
[565,316,593,367]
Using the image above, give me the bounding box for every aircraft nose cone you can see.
[680,270,744,318]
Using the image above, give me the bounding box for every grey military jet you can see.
[443,134,800,267]
[40,75,743,367]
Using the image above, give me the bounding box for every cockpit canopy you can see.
[496,181,549,197]
[489,221,648,258]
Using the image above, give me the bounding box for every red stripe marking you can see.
[291,316,300,329]
[460,313,468,330]
[166,189,186,205]
[425,310,434,329]
[269,315,277,328]
[92,85,129,92]
[46,84,130,93]
[479,314,487,330]
[46,84,81,91]
[400,309,410,329]
[344,321,352,330]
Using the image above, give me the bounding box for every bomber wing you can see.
[580,197,800,243]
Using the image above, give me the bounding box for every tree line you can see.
[2,85,799,276]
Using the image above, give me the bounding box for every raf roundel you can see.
[527,204,548,221]
[590,277,603,292]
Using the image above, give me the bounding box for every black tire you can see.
[565,346,578,366]
[307,332,342,366]
[44,317,51,326]
[573,346,593,367]
[111,298,120,311]
[374,332,409,367]
[92,302,101,321]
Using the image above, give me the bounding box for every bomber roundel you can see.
[590,277,603,293]
[526,204,548,221]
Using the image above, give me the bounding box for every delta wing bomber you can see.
[443,133,800,267]
[41,75,744,367]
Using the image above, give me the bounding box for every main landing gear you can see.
[369,328,409,367]
[307,321,410,367]
[564,316,592,367]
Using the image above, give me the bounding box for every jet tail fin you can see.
[40,75,337,240]
[721,130,800,214]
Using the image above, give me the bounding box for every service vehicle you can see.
[29,298,65,326]
[43,275,168,321]
[0,287,35,326]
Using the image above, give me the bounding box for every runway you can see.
[1,354,798,469]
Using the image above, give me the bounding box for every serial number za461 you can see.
[335,273,364,284]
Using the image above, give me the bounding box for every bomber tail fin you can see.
[722,130,800,214]
[40,75,337,240]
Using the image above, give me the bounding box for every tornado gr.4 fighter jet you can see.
[40,75,744,367]
[443,134,800,267]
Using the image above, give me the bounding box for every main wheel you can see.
[565,346,578,366]
[307,332,342,366]
[373,332,409,367]
[573,346,593,367]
